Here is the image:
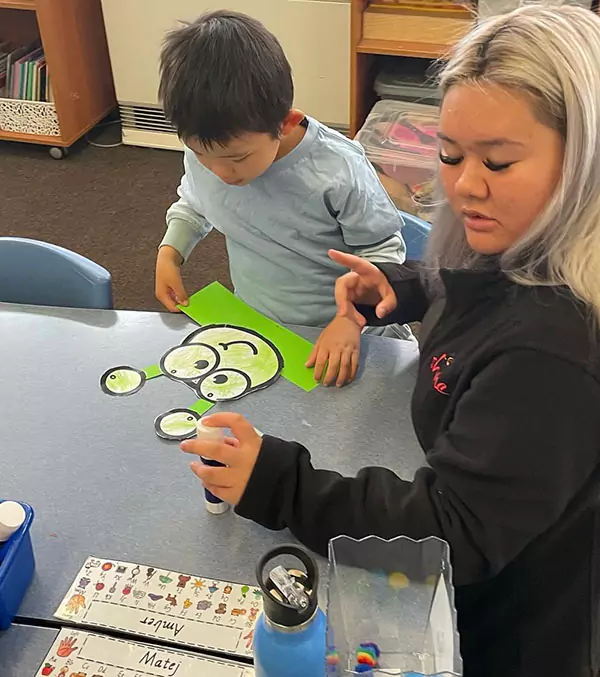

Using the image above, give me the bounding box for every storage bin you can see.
[326,535,462,675]
[0,500,35,630]
[374,58,440,105]
[356,99,439,219]
[0,98,60,136]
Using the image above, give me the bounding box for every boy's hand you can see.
[155,246,189,312]
[180,413,261,506]
[306,315,361,387]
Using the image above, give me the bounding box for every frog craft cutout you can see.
[100,325,283,441]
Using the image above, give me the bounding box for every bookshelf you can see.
[350,1,473,136]
[0,0,116,158]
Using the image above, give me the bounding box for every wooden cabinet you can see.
[0,0,116,155]
[350,1,472,136]
[351,1,600,137]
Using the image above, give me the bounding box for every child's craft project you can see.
[35,628,254,677]
[55,556,261,659]
[99,283,317,441]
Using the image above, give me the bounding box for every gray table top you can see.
[0,303,422,627]
[0,624,59,675]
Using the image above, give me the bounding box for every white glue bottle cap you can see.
[196,420,225,442]
[204,499,229,515]
[0,501,26,542]
[196,420,229,515]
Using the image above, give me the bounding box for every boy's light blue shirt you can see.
[162,116,406,327]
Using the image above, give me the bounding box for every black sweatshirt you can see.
[236,263,600,676]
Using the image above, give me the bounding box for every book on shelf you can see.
[0,41,53,103]
[0,41,9,90]
[0,59,7,91]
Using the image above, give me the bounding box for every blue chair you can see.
[400,211,431,261]
[0,237,113,309]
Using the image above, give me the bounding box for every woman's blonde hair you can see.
[426,4,600,325]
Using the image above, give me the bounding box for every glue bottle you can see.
[195,420,229,515]
[0,501,26,543]
[253,544,326,677]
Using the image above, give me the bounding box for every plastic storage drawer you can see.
[374,57,440,105]
[356,99,439,219]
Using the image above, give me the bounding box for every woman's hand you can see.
[180,413,261,506]
[329,250,397,326]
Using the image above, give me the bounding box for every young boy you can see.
[156,10,412,387]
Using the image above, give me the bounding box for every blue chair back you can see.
[0,237,113,309]
[400,211,431,261]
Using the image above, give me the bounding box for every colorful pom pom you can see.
[326,649,340,666]
[388,571,409,590]
[353,641,380,673]
[359,642,381,658]
[357,651,377,665]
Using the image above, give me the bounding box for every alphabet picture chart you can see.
[35,628,254,677]
[55,557,262,659]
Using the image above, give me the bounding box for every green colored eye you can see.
[161,344,219,381]
[100,367,146,396]
[199,369,250,402]
[154,409,200,441]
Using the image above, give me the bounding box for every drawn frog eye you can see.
[160,343,219,381]
[198,369,250,402]
[100,366,146,396]
[154,408,201,440]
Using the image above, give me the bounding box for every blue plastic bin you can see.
[0,501,35,630]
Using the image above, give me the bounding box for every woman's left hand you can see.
[329,250,397,322]
[180,413,262,506]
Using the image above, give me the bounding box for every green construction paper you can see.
[179,282,317,392]
[190,399,215,416]
[143,364,163,380]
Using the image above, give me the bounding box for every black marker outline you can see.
[100,366,147,397]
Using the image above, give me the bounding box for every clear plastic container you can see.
[374,58,440,105]
[326,535,462,676]
[356,99,439,219]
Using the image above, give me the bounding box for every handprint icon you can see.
[56,635,79,657]
[64,594,86,615]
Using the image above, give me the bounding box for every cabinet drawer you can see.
[363,7,472,46]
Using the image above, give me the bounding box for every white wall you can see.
[101,0,350,129]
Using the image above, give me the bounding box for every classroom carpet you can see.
[0,131,231,311]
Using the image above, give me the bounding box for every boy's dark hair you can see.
[159,10,294,145]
